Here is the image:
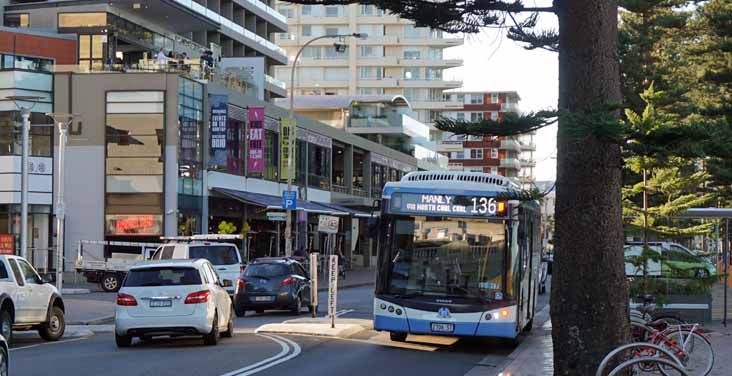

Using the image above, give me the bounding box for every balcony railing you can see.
[171,0,287,60]
[499,158,522,170]
[265,74,286,90]
[244,0,288,24]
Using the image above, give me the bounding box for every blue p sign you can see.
[282,190,297,210]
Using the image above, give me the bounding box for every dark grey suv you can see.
[233,258,315,317]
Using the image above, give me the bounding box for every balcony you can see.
[521,142,537,151]
[171,0,288,63]
[409,100,463,110]
[396,35,465,47]
[291,58,350,67]
[264,74,287,97]
[501,102,520,113]
[397,58,463,68]
[437,141,464,152]
[399,79,462,89]
[499,139,522,153]
[238,0,288,31]
[357,56,399,66]
[500,158,522,171]
[521,159,537,168]
[357,78,399,87]
[348,113,430,140]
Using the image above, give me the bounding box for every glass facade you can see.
[105,91,165,237]
[4,13,29,28]
[178,78,204,235]
[0,112,52,157]
[58,13,107,28]
[308,144,330,190]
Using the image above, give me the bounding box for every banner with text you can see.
[209,94,228,167]
[247,107,265,174]
[279,118,295,181]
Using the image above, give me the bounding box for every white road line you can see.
[234,335,301,376]
[220,334,301,376]
[10,337,87,352]
[335,309,355,317]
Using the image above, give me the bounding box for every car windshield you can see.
[124,267,201,287]
[189,245,239,265]
[387,216,506,301]
[244,263,289,278]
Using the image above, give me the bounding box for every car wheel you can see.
[115,333,132,348]
[390,332,407,342]
[203,311,219,346]
[290,295,302,315]
[0,310,12,344]
[234,304,246,318]
[101,273,122,292]
[221,307,234,339]
[38,306,65,341]
[0,342,7,376]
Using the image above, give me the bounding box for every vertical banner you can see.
[280,118,296,181]
[328,253,339,328]
[247,107,265,174]
[209,94,228,167]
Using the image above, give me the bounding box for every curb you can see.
[69,315,115,326]
[61,288,91,295]
[317,282,373,292]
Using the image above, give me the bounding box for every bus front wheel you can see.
[389,332,408,342]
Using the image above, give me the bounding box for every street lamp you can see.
[284,33,367,257]
[46,112,80,291]
[6,95,42,260]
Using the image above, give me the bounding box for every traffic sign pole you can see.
[310,252,318,318]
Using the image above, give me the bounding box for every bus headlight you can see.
[492,312,500,320]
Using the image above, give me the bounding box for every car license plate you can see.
[431,323,454,333]
[254,296,273,302]
[149,299,172,308]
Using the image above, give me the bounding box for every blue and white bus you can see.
[373,171,541,341]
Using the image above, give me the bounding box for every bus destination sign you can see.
[390,193,506,217]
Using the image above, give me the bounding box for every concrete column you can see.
[344,144,353,193]
[364,152,372,197]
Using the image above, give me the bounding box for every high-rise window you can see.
[58,12,107,28]
[325,6,340,17]
[302,5,313,16]
[403,49,421,60]
[324,68,348,81]
[470,149,484,160]
[359,46,382,57]
[491,93,499,103]
[302,25,312,37]
[491,111,499,120]
[78,34,105,71]
[403,67,420,80]
[470,95,484,104]
[360,4,373,15]
[470,112,484,122]
[359,67,383,80]
[4,13,29,28]
[301,46,321,59]
[456,112,466,121]
[491,148,499,159]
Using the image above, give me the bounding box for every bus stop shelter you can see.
[679,208,732,327]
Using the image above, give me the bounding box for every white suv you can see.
[0,255,65,343]
[151,242,242,295]
[115,259,234,347]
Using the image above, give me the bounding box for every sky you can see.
[443,6,559,182]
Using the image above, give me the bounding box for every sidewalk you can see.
[60,267,376,326]
[467,307,732,376]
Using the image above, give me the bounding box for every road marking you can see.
[220,334,301,376]
[10,337,87,352]
[335,309,355,317]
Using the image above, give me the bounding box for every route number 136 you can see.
[471,197,497,214]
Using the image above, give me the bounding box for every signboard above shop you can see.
[388,192,507,218]
[318,215,340,234]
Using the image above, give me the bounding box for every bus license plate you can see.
[431,323,454,333]
[150,299,172,308]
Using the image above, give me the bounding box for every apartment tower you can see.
[273,3,464,127]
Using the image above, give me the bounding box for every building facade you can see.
[0,27,76,269]
[1,0,289,100]
[437,91,536,185]
[273,2,464,127]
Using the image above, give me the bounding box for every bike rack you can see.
[607,357,689,376]
[595,342,684,376]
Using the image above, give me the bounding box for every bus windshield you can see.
[387,216,506,301]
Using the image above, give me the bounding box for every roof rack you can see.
[160,234,243,242]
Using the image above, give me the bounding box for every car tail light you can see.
[184,290,210,304]
[280,277,295,286]
[116,293,138,306]
[238,279,248,288]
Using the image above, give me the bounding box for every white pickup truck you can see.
[0,255,65,343]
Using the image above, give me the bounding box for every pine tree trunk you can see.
[551,1,630,374]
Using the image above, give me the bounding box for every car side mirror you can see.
[41,274,54,284]
[222,280,232,288]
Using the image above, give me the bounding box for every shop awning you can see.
[315,202,373,218]
[213,188,347,215]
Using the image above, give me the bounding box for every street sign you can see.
[328,254,338,328]
[318,215,340,234]
[266,212,287,222]
[282,190,297,210]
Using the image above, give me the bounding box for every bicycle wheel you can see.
[653,314,686,326]
[658,331,714,376]
[609,357,689,376]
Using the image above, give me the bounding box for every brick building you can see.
[437,90,536,186]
